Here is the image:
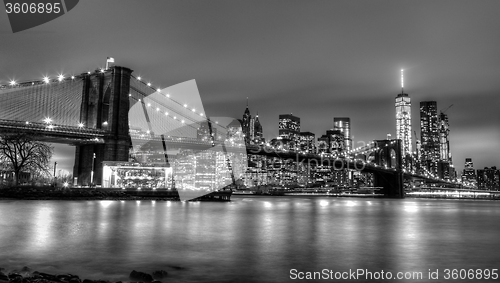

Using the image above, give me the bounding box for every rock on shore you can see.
[0,267,167,283]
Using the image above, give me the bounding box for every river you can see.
[1,196,499,282]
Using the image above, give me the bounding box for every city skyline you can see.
[1,1,499,174]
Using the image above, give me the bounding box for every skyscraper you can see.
[299,132,316,153]
[242,98,251,143]
[395,70,412,156]
[333,117,351,150]
[420,101,440,174]
[462,158,477,186]
[477,167,500,191]
[438,112,451,162]
[241,99,264,145]
[253,113,263,144]
[279,114,300,141]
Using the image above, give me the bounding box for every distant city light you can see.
[78,123,84,128]
[43,117,52,124]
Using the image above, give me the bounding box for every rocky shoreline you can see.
[0,267,171,283]
[0,187,179,201]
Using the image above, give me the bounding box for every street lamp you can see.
[53,161,57,186]
[90,153,96,186]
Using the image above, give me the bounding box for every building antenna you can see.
[401,69,404,94]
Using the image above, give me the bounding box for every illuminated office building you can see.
[299,132,316,153]
[462,158,477,186]
[333,117,352,150]
[437,111,456,180]
[241,99,264,144]
[279,114,300,149]
[395,70,412,156]
[253,113,264,144]
[477,167,500,191]
[420,101,440,174]
[242,99,252,143]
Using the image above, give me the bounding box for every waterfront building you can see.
[334,117,352,151]
[420,101,440,175]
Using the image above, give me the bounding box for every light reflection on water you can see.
[0,197,500,282]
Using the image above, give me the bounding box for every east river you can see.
[1,197,500,282]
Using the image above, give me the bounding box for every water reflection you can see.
[0,198,499,282]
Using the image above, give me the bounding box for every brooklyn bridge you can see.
[0,64,460,198]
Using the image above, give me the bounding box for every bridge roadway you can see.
[0,119,106,144]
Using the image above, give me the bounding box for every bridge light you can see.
[192,108,196,112]
[200,113,204,116]
[78,123,84,128]
[25,121,29,125]
[147,82,151,87]
[57,74,64,81]
[147,103,151,107]
[47,125,54,129]
[181,120,185,123]
[173,116,177,119]
[71,76,75,80]
[166,94,170,97]
[137,76,141,81]
[184,104,187,108]
[157,88,161,92]
[156,107,160,111]
[164,112,168,116]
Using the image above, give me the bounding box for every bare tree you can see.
[0,133,53,185]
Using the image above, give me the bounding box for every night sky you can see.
[1,0,499,175]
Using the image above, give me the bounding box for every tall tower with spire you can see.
[242,97,252,143]
[395,69,412,156]
[253,112,263,144]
